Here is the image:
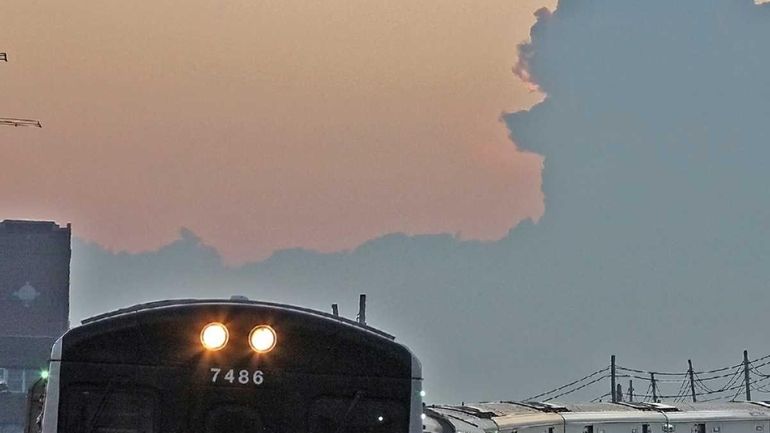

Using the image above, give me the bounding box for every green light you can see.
[40,370,49,380]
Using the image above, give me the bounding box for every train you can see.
[24,297,770,433]
[423,401,770,433]
[26,298,423,433]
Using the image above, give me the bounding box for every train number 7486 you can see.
[209,367,265,385]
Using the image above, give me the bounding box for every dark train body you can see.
[37,299,422,433]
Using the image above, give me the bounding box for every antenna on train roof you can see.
[357,294,367,325]
[331,303,339,316]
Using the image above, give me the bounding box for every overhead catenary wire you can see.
[642,382,653,402]
[617,362,743,377]
[731,384,745,401]
[544,374,610,402]
[524,366,610,401]
[525,352,770,404]
[721,367,746,392]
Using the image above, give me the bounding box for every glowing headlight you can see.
[249,325,277,353]
[200,322,229,351]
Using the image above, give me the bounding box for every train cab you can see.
[34,299,423,433]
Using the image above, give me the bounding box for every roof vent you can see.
[518,401,570,412]
[644,402,678,412]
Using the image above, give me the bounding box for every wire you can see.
[721,367,745,392]
[526,353,770,404]
[695,368,749,382]
[673,377,689,402]
[731,384,745,401]
[617,362,742,377]
[524,367,610,401]
[642,382,653,402]
[751,360,770,377]
[544,375,610,402]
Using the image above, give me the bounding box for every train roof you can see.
[432,401,770,415]
[54,298,420,380]
[426,401,770,431]
[81,298,395,339]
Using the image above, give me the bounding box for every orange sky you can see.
[1,0,554,263]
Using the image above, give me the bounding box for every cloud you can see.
[512,7,552,92]
[0,0,552,263]
[70,0,770,404]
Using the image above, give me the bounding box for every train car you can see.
[424,401,770,433]
[34,299,423,433]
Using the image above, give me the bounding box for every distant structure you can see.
[0,52,43,128]
[0,220,71,433]
[0,118,42,128]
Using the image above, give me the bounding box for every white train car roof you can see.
[424,401,770,433]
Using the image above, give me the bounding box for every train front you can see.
[40,300,423,433]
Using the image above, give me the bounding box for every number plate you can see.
[208,367,265,386]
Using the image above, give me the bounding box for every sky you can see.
[65,0,770,404]
[1,0,554,263]
[5,0,770,405]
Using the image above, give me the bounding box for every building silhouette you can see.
[0,220,71,433]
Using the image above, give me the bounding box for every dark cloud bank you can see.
[72,0,770,403]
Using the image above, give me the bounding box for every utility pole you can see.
[744,350,752,401]
[651,373,657,403]
[611,355,617,403]
[616,384,623,402]
[628,380,634,402]
[688,359,697,402]
[331,304,339,316]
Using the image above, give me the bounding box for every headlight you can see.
[249,325,277,353]
[200,322,229,351]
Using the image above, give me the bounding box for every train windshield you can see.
[62,387,156,433]
[309,397,407,433]
[204,405,264,433]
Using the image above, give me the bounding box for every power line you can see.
[544,375,610,402]
[617,362,743,377]
[527,351,770,403]
[524,366,610,401]
[642,382,653,402]
[731,384,745,401]
[722,367,745,392]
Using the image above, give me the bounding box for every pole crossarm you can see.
[0,117,43,128]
